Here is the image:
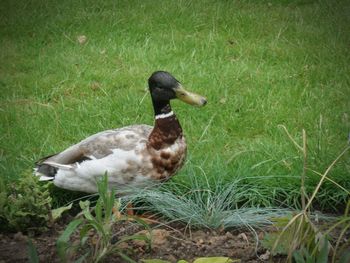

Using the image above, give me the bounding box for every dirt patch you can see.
[125,228,260,262]
[0,218,286,263]
[0,228,59,262]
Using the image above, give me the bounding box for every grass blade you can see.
[57,219,83,244]
[27,239,39,263]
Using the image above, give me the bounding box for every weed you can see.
[0,172,52,233]
[271,127,350,262]
[57,174,151,263]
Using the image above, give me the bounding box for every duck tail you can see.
[34,161,75,181]
[34,153,57,181]
[34,164,57,181]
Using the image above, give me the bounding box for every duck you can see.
[34,71,207,193]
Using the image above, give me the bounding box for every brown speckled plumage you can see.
[147,115,186,180]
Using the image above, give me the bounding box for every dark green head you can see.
[148,71,207,106]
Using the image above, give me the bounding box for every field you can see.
[0,0,349,261]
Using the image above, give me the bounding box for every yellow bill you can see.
[175,85,207,106]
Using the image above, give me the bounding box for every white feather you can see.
[44,161,74,170]
[155,111,174,119]
[39,175,54,181]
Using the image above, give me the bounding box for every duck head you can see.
[148,71,207,115]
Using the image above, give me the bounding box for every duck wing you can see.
[35,125,152,180]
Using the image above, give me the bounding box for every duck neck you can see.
[148,99,183,150]
[152,99,173,117]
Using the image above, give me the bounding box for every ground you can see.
[0,218,284,263]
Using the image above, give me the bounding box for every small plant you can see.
[57,174,151,263]
[0,172,52,233]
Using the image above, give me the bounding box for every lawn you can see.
[1,0,349,211]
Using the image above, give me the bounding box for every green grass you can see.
[0,0,349,211]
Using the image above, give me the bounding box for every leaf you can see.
[193,257,236,263]
[57,219,83,245]
[127,215,152,234]
[95,199,103,223]
[51,203,73,220]
[270,216,292,227]
[87,220,105,236]
[316,235,329,263]
[27,239,39,263]
[141,260,172,263]
[79,200,90,211]
[293,250,306,263]
[339,250,350,263]
[116,234,151,246]
[75,252,90,263]
[261,232,288,255]
[79,201,94,221]
[97,174,115,220]
[79,224,93,243]
[57,219,83,261]
[77,35,87,45]
[119,251,137,263]
[177,261,189,263]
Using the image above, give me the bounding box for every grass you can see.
[123,171,292,230]
[0,0,349,211]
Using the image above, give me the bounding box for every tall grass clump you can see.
[271,128,350,262]
[123,168,291,230]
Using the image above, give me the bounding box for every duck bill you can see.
[175,85,207,106]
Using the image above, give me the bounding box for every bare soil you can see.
[0,217,285,263]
